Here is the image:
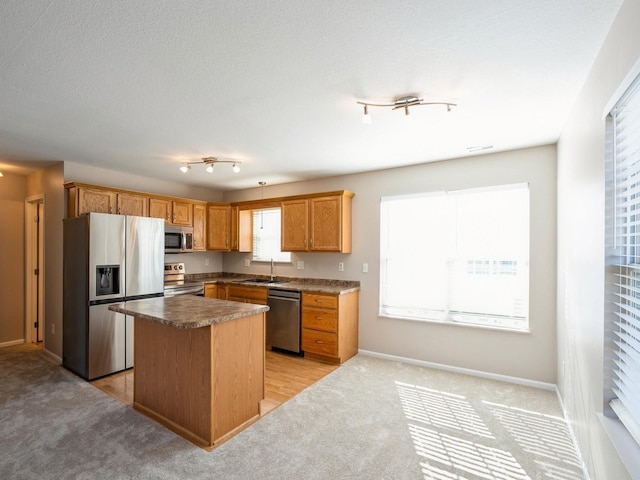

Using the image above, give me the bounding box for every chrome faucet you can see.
[270,258,275,282]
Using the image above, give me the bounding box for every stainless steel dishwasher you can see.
[267,288,302,354]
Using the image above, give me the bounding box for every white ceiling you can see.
[0,0,623,191]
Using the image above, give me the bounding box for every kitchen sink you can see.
[239,278,276,284]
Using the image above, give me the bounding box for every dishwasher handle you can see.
[267,289,301,300]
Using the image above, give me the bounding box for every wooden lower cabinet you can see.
[225,285,268,305]
[133,313,265,447]
[301,291,358,364]
[203,283,217,298]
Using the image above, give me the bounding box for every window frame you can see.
[379,183,530,332]
[251,207,291,263]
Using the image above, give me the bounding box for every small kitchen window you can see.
[252,208,291,263]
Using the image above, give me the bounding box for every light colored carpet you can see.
[0,344,584,479]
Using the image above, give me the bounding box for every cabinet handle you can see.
[315,299,323,303]
[314,316,322,320]
[315,340,324,344]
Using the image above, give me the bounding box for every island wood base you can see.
[133,312,265,447]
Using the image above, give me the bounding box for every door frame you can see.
[25,194,45,344]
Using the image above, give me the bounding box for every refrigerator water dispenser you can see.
[96,265,120,296]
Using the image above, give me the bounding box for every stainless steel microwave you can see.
[164,225,194,253]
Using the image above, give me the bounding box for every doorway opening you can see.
[25,195,44,345]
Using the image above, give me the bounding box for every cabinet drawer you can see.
[302,293,338,309]
[302,329,338,356]
[302,307,337,332]
[227,286,267,303]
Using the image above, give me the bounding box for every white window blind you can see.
[252,208,291,262]
[380,183,529,331]
[607,73,640,446]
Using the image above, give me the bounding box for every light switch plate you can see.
[362,263,368,273]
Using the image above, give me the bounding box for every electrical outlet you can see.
[297,261,304,270]
[338,262,344,272]
[362,263,368,273]
[204,258,209,266]
[244,258,251,267]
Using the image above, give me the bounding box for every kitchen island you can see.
[109,295,269,447]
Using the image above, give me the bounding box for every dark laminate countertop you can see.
[187,273,360,295]
[108,295,269,329]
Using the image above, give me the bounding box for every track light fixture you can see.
[179,156,242,174]
[357,95,456,124]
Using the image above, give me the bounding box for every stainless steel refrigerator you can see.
[63,213,164,380]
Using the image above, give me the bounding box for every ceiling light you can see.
[356,95,456,124]
[361,104,371,124]
[178,156,242,174]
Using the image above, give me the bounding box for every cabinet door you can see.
[309,196,341,251]
[78,188,117,215]
[231,207,253,252]
[281,199,309,251]
[207,205,231,250]
[149,198,171,223]
[193,203,206,251]
[172,201,193,226]
[203,284,217,298]
[117,192,149,216]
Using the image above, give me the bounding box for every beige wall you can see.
[557,0,640,478]
[0,173,27,345]
[26,163,65,358]
[224,144,558,384]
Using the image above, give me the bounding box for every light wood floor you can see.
[91,349,338,437]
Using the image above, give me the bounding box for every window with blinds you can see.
[606,73,640,446]
[252,208,291,262]
[380,183,530,331]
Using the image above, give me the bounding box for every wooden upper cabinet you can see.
[149,198,193,226]
[207,204,231,251]
[281,192,353,253]
[281,199,310,251]
[231,207,253,252]
[117,192,149,216]
[192,203,206,251]
[77,187,117,215]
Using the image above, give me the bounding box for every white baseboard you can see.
[0,339,26,348]
[41,348,62,365]
[358,349,556,391]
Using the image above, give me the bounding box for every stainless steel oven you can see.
[164,262,203,296]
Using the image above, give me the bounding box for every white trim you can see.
[40,348,62,365]
[598,413,640,479]
[0,339,26,348]
[358,349,555,391]
[603,55,640,118]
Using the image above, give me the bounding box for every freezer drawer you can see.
[88,304,126,380]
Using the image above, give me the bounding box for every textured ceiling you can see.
[0,0,623,190]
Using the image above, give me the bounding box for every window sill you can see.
[598,413,640,478]
[379,313,532,334]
